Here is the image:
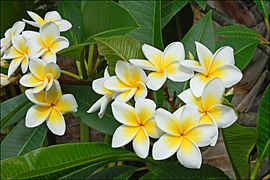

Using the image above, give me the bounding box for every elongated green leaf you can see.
[83,1,139,41]
[58,43,89,61]
[141,162,228,179]
[1,120,47,160]
[119,1,164,48]
[95,36,144,73]
[0,94,31,127]
[215,25,260,39]
[196,0,207,10]
[89,165,138,179]
[62,85,120,135]
[216,37,259,70]
[0,143,141,179]
[161,1,189,28]
[222,123,257,178]
[254,0,270,17]
[182,11,214,56]
[257,85,270,161]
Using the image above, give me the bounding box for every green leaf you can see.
[83,1,139,42]
[196,0,207,10]
[215,25,260,39]
[222,123,257,178]
[119,1,164,48]
[254,0,270,17]
[256,85,270,161]
[166,80,187,97]
[141,162,228,179]
[216,37,259,70]
[182,11,214,57]
[58,43,89,61]
[89,165,138,179]
[0,94,31,127]
[161,1,189,28]
[62,85,120,135]
[1,120,47,160]
[95,36,144,73]
[0,143,141,179]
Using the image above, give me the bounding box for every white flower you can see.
[20,58,60,93]
[130,42,193,90]
[3,35,43,77]
[111,98,163,158]
[22,22,69,63]
[87,67,116,118]
[1,21,25,56]
[0,73,10,87]
[178,78,238,145]
[104,61,148,102]
[25,81,78,136]
[23,11,72,32]
[152,104,215,169]
[180,41,243,97]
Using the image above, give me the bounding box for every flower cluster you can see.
[89,42,242,168]
[1,11,78,136]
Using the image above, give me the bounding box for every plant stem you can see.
[104,134,110,144]
[80,121,89,142]
[87,44,94,77]
[250,159,261,179]
[264,16,270,36]
[61,70,81,80]
[76,61,83,79]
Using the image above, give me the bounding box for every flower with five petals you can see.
[104,61,147,102]
[180,42,242,97]
[20,58,61,93]
[152,104,215,169]
[22,22,69,63]
[112,98,162,158]
[23,11,72,32]
[178,78,238,145]
[25,81,78,136]
[130,42,193,90]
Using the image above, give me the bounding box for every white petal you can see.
[44,62,61,79]
[202,78,225,110]
[179,104,200,133]
[93,77,112,95]
[12,21,26,35]
[177,137,202,169]
[44,11,61,21]
[162,42,185,67]
[20,73,42,87]
[178,89,198,104]
[87,97,103,114]
[40,22,60,46]
[98,95,112,118]
[8,57,23,77]
[210,65,243,88]
[135,98,156,124]
[129,59,158,71]
[11,35,25,54]
[104,67,110,80]
[22,19,40,28]
[115,61,132,86]
[111,100,138,126]
[29,58,46,80]
[22,31,40,40]
[55,94,78,114]
[46,80,62,104]
[147,71,167,91]
[208,104,237,128]
[46,107,66,136]
[184,124,216,147]
[195,41,213,71]
[132,127,150,158]
[51,37,69,52]
[112,125,139,147]
[104,76,131,92]
[134,82,147,101]
[211,46,234,69]
[42,49,57,63]
[21,57,29,73]
[26,39,43,58]
[115,88,137,102]
[32,80,47,93]
[54,20,72,32]
[143,118,163,139]
[26,11,44,26]
[3,46,21,59]
[155,108,181,136]
[167,62,193,82]
[25,89,49,106]
[180,60,206,73]
[26,105,51,127]
[190,73,212,97]
[142,44,163,68]
[129,65,147,84]
[152,134,181,160]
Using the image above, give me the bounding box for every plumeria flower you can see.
[87,67,117,118]
[180,42,243,97]
[104,61,147,102]
[178,78,238,145]
[130,42,193,90]
[111,98,163,158]
[22,22,69,63]
[23,11,72,32]
[20,58,60,93]
[152,104,215,169]
[25,81,78,136]
[3,35,43,77]
[1,21,25,56]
